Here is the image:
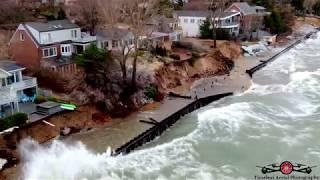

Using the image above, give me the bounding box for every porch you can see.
[72,32,97,54]
[0,102,36,119]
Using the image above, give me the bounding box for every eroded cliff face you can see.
[67,41,241,115]
[154,41,241,93]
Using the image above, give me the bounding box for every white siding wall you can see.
[39,28,81,45]
[177,14,241,37]
[178,16,206,37]
[26,25,40,43]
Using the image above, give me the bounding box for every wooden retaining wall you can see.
[112,92,233,155]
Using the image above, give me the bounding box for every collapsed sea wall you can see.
[113,92,233,155]
[246,29,319,77]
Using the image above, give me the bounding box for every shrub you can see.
[47,96,66,104]
[40,10,56,20]
[189,52,200,66]
[216,28,231,40]
[172,41,193,50]
[34,95,46,104]
[144,85,158,100]
[0,113,28,131]
[200,18,212,39]
[151,45,167,57]
[170,54,180,60]
[47,96,57,102]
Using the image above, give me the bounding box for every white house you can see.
[96,27,135,54]
[173,10,241,37]
[0,61,37,117]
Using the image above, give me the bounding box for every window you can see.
[190,19,195,23]
[71,30,78,38]
[112,40,118,48]
[61,46,71,53]
[184,19,188,23]
[101,41,109,49]
[42,47,57,58]
[20,32,24,41]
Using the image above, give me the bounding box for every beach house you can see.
[173,10,241,37]
[9,19,96,74]
[0,61,37,117]
[226,2,270,37]
[96,27,135,53]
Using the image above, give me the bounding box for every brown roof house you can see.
[9,19,96,75]
[226,2,270,38]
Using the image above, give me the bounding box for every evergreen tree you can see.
[264,11,289,34]
[57,8,66,20]
[200,18,212,39]
[291,0,305,11]
[174,0,184,10]
[313,1,320,15]
[252,0,273,11]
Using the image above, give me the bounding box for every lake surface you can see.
[20,33,320,180]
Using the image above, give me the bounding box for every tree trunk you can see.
[131,39,139,89]
[213,28,217,48]
[121,61,127,84]
[131,55,137,89]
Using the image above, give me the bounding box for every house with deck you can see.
[144,15,182,47]
[173,10,241,37]
[0,61,37,117]
[226,2,270,37]
[9,20,96,74]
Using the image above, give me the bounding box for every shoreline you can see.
[110,29,319,156]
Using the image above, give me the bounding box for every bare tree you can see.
[208,0,226,48]
[0,1,26,24]
[120,0,159,89]
[99,0,159,89]
[303,0,317,14]
[78,0,100,35]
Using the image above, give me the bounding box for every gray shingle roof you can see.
[232,2,256,15]
[0,61,25,72]
[26,20,79,32]
[254,6,266,10]
[175,10,239,18]
[96,27,133,40]
[175,10,210,18]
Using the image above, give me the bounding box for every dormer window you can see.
[71,30,77,38]
[20,32,24,41]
